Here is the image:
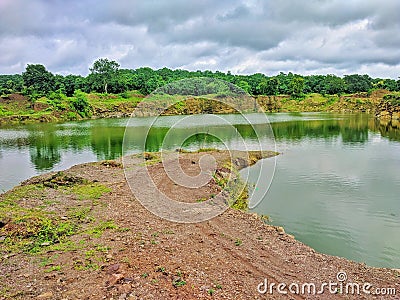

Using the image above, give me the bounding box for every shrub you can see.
[71,90,92,117]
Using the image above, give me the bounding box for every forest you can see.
[1,58,400,100]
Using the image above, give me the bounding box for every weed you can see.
[235,239,242,246]
[141,273,149,278]
[173,279,186,288]
[156,266,166,273]
[85,220,118,238]
[95,244,111,252]
[208,289,215,295]
[68,206,93,223]
[45,265,61,272]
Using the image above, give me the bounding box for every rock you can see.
[41,242,51,246]
[118,293,127,300]
[276,226,285,235]
[107,273,124,286]
[106,263,120,275]
[37,291,53,299]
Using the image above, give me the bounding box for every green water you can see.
[0,113,399,268]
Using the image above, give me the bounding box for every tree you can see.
[64,75,86,96]
[257,78,279,95]
[290,76,304,98]
[89,58,120,93]
[22,64,55,95]
[321,75,346,95]
[343,74,372,93]
[237,80,251,93]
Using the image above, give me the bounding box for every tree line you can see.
[0,58,399,100]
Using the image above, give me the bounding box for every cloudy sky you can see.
[0,0,399,78]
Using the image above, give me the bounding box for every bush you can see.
[120,91,130,99]
[66,111,79,120]
[71,90,92,117]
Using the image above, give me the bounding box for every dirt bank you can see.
[1,90,398,126]
[0,150,399,299]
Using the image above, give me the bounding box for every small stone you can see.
[37,291,53,299]
[41,242,51,246]
[276,226,285,235]
[60,216,68,220]
[106,263,120,274]
[118,293,127,300]
[107,273,124,286]
[106,254,113,260]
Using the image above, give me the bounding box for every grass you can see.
[68,206,94,223]
[1,184,45,206]
[84,220,118,238]
[69,183,111,200]
[0,90,143,125]
[44,265,61,272]
[0,186,79,254]
[0,176,114,255]
[173,279,186,288]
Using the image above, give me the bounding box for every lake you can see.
[0,113,399,268]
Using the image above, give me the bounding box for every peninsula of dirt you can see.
[0,150,399,299]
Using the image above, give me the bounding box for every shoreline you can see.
[0,150,399,299]
[1,89,399,127]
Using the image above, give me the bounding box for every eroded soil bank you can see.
[0,150,399,299]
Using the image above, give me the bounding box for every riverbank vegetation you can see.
[0,58,399,124]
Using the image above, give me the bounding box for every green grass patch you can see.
[85,220,118,238]
[67,206,94,223]
[69,183,111,200]
[1,185,45,207]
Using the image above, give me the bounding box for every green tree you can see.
[22,64,55,96]
[290,76,304,98]
[321,75,346,95]
[257,78,279,95]
[237,80,251,93]
[64,75,86,96]
[343,74,372,93]
[89,58,120,93]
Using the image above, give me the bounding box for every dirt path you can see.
[0,151,399,299]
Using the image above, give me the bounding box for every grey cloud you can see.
[0,0,399,78]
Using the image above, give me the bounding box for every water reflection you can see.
[0,113,398,182]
